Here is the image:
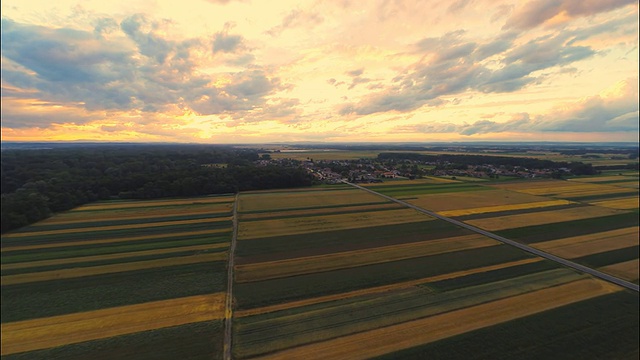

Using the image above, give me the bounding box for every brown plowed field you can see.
[407,189,550,212]
[533,227,639,258]
[599,259,640,282]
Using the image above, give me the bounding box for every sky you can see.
[1,0,638,144]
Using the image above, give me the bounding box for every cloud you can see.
[266,9,324,36]
[504,0,636,30]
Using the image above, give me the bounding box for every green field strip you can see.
[17,212,232,233]
[237,201,394,215]
[1,234,230,263]
[372,291,639,360]
[239,203,404,222]
[1,221,232,245]
[1,261,227,322]
[235,221,471,263]
[2,320,224,360]
[453,203,588,221]
[233,244,533,310]
[362,183,483,192]
[427,260,561,291]
[494,211,640,244]
[2,217,232,239]
[572,246,639,268]
[371,184,490,197]
[1,247,228,276]
[73,198,234,212]
[233,268,583,358]
[563,191,639,202]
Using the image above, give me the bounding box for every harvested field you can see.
[589,197,639,210]
[406,189,550,212]
[235,235,497,282]
[599,259,640,282]
[2,217,231,238]
[608,181,640,189]
[437,199,574,217]
[569,175,638,183]
[1,229,229,252]
[236,258,543,317]
[239,202,403,221]
[1,252,226,285]
[1,243,229,271]
[73,197,233,211]
[465,206,626,231]
[238,189,384,212]
[238,208,433,240]
[1,293,225,355]
[253,279,620,360]
[533,227,639,259]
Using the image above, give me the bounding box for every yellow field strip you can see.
[1,243,230,271]
[239,203,403,221]
[0,293,225,355]
[607,181,639,189]
[235,235,497,283]
[465,206,624,231]
[589,197,639,210]
[599,259,640,282]
[73,197,233,211]
[235,258,542,317]
[35,207,232,226]
[253,279,620,360]
[239,209,432,240]
[1,252,226,285]
[406,189,549,212]
[1,229,230,253]
[2,216,232,238]
[436,199,574,217]
[533,227,639,259]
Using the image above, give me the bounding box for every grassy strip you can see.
[235,221,471,263]
[572,245,640,268]
[495,211,639,244]
[233,268,582,358]
[1,261,227,322]
[3,320,224,360]
[233,245,532,310]
[2,247,228,276]
[17,212,232,233]
[375,185,489,197]
[372,291,639,360]
[454,203,586,221]
[237,201,392,215]
[427,260,560,291]
[240,203,404,222]
[1,221,231,244]
[362,183,483,192]
[564,191,638,202]
[1,234,230,264]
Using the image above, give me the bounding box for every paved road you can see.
[344,181,639,293]
[223,194,239,360]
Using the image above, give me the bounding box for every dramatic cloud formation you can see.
[1,0,637,143]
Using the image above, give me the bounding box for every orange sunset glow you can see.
[1,0,638,143]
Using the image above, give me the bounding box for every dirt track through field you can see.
[253,279,620,359]
[1,252,227,285]
[235,258,542,317]
[1,293,225,355]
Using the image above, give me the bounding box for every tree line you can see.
[1,144,313,233]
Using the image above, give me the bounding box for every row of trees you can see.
[1,145,313,233]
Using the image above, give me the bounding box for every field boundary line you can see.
[344,181,640,292]
[223,193,239,360]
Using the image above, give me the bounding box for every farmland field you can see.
[1,195,234,359]
[231,185,638,359]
